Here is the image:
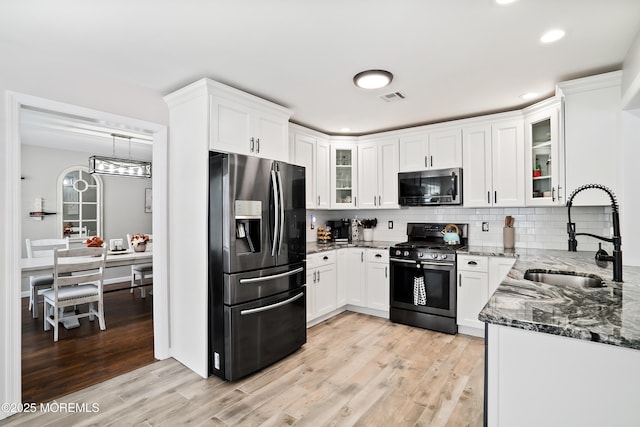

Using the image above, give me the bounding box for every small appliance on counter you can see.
[326,219,351,242]
[316,226,332,243]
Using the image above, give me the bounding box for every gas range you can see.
[389,223,468,263]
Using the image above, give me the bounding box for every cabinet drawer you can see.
[308,250,336,268]
[457,255,488,272]
[366,249,389,263]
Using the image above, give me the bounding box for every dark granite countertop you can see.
[479,249,640,351]
[457,245,519,258]
[306,240,398,255]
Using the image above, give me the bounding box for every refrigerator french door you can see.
[209,152,306,380]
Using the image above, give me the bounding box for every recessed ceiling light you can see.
[495,0,518,5]
[353,70,393,89]
[340,127,352,132]
[540,29,565,44]
[520,92,539,100]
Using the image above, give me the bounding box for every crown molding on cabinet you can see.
[556,70,622,96]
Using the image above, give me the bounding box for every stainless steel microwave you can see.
[398,168,462,206]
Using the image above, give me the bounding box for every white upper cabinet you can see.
[557,72,622,206]
[208,80,292,162]
[524,99,563,206]
[399,127,462,172]
[330,141,358,209]
[463,116,525,207]
[291,125,331,209]
[357,138,399,209]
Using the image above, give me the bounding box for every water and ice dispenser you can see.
[235,200,261,253]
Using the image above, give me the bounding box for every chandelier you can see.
[89,133,152,178]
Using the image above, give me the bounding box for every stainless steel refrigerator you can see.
[209,152,306,380]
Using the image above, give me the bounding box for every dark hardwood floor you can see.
[21,282,155,404]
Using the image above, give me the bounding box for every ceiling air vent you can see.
[378,91,406,103]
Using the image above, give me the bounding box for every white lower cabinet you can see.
[306,251,337,323]
[345,248,366,306]
[457,255,516,337]
[365,249,390,312]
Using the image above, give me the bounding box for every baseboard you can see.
[21,275,133,299]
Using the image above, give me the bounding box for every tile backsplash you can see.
[307,206,613,252]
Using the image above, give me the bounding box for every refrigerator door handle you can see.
[276,169,285,256]
[240,292,304,316]
[239,267,305,284]
[271,169,280,257]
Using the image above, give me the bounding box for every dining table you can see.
[21,249,153,278]
[21,250,153,329]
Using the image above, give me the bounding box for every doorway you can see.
[4,92,169,405]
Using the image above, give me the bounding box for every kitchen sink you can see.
[523,269,606,288]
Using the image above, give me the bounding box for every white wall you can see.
[20,144,152,291]
[308,206,612,253]
[621,109,640,266]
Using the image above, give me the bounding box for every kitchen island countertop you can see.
[306,240,397,255]
[479,248,640,351]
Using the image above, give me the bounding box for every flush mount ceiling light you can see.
[353,70,393,89]
[89,133,152,178]
[520,92,539,100]
[495,0,518,5]
[540,29,565,44]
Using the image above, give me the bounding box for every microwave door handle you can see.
[277,169,285,255]
[271,169,279,257]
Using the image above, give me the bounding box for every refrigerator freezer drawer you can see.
[223,287,306,381]
[223,262,305,305]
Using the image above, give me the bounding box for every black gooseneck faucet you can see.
[566,184,622,282]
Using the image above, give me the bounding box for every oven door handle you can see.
[419,261,456,267]
[240,292,304,316]
[390,258,418,264]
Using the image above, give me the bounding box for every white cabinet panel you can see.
[462,125,493,207]
[316,140,331,209]
[254,112,289,161]
[399,129,462,172]
[378,139,399,208]
[315,263,337,317]
[492,120,525,207]
[335,248,348,307]
[488,256,516,296]
[346,248,366,306]
[429,128,463,169]
[357,142,378,209]
[211,95,253,156]
[559,73,621,206]
[366,248,389,312]
[457,270,488,331]
[463,118,525,208]
[293,132,316,209]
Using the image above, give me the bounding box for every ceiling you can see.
[3,0,640,136]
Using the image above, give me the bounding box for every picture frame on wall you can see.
[145,188,152,213]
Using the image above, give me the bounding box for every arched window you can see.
[57,166,103,240]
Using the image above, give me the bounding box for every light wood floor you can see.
[2,312,485,426]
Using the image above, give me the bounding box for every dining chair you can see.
[25,237,70,318]
[43,246,107,342]
[127,233,153,298]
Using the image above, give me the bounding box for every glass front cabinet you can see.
[330,142,358,209]
[524,99,563,206]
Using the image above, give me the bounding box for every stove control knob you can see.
[440,254,448,260]
[429,253,438,260]
[395,250,402,256]
[403,251,410,257]
[417,252,424,258]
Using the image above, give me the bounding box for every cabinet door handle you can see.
[374,196,377,206]
[487,191,490,204]
[430,155,433,167]
[355,196,357,206]
[552,187,556,202]
[323,255,329,260]
[256,138,260,154]
[385,266,388,278]
[317,270,320,282]
[468,261,478,266]
[494,191,497,204]
[375,253,382,258]
[459,273,462,287]
[424,156,428,168]
[557,186,562,201]
[313,271,316,283]
[250,137,255,152]
[317,196,320,205]
[361,252,364,262]
[378,195,381,206]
